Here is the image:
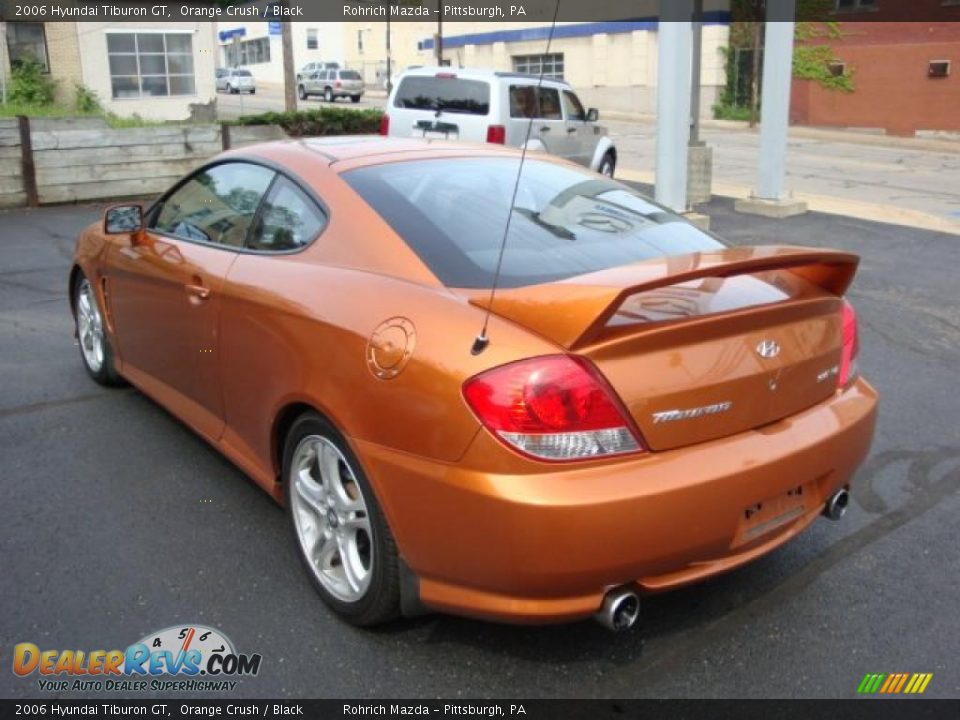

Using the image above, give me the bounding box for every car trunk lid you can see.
[466,245,859,451]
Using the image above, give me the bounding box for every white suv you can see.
[381,67,617,176]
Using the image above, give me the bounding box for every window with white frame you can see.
[306,28,318,50]
[512,53,564,80]
[107,32,195,99]
[224,37,271,67]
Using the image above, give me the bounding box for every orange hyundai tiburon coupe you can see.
[70,138,877,629]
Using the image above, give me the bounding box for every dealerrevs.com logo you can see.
[13,625,262,693]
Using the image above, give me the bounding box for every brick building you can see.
[790,20,960,136]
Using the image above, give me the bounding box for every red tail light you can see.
[463,355,644,461]
[335,80,342,88]
[486,125,506,144]
[378,114,390,136]
[838,299,860,388]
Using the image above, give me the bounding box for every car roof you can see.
[227,136,546,172]
[395,65,571,87]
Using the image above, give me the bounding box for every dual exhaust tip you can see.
[824,487,850,521]
[594,487,850,632]
[595,587,640,632]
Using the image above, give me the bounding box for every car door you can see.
[104,161,275,441]
[307,70,325,94]
[533,86,573,159]
[217,175,330,475]
[561,89,593,167]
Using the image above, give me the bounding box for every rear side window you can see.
[393,76,490,115]
[509,85,567,120]
[537,88,562,120]
[247,177,326,252]
[344,158,724,289]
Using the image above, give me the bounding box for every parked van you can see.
[381,67,617,176]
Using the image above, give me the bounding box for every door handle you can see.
[566,127,577,134]
[184,284,210,300]
[539,126,551,133]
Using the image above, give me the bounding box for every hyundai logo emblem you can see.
[756,339,781,359]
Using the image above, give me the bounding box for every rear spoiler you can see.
[469,245,859,350]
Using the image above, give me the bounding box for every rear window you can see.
[339,70,361,80]
[234,70,252,77]
[344,158,725,288]
[393,76,490,116]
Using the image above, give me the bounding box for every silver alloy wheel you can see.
[290,435,373,603]
[325,88,333,102]
[76,278,104,373]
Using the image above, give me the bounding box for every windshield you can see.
[344,158,726,288]
[393,77,490,116]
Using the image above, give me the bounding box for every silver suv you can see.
[298,69,364,103]
[296,61,340,83]
[215,68,255,95]
[383,67,616,176]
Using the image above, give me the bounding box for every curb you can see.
[601,113,960,155]
[617,168,960,237]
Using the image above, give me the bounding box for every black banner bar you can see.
[0,700,958,720]
[1,0,959,23]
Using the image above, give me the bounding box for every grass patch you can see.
[712,103,753,122]
[0,103,99,119]
[0,103,189,127]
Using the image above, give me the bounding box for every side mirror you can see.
[104,204,143,234]
[586,108,599,122]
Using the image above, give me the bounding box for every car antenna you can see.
[471,0,561,356]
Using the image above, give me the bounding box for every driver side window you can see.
[562,90,586,121]
[152,163,275,247]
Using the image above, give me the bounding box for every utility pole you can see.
[281,21,296,111]
[436,1,443,65]
[386,16,392,92]
[690,0,703,144]
[687,0,713,207]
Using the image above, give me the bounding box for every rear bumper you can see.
[358,378,878,624]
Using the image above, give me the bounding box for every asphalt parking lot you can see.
[1,194,958,700]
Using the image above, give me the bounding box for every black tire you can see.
[229,84,238,94]
[283,412,401,626]
[297,84,306,100]
[598,151,616,178]
[72,273,124,387]
[324,87,334,103]
[350,95,361,103]
[249,88,256,95]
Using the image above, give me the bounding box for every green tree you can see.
[716,1,854,123]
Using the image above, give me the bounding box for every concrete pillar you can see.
[735,4,808,218]
[655,5,693,212]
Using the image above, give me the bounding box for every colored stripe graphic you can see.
[858,673,933,695]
